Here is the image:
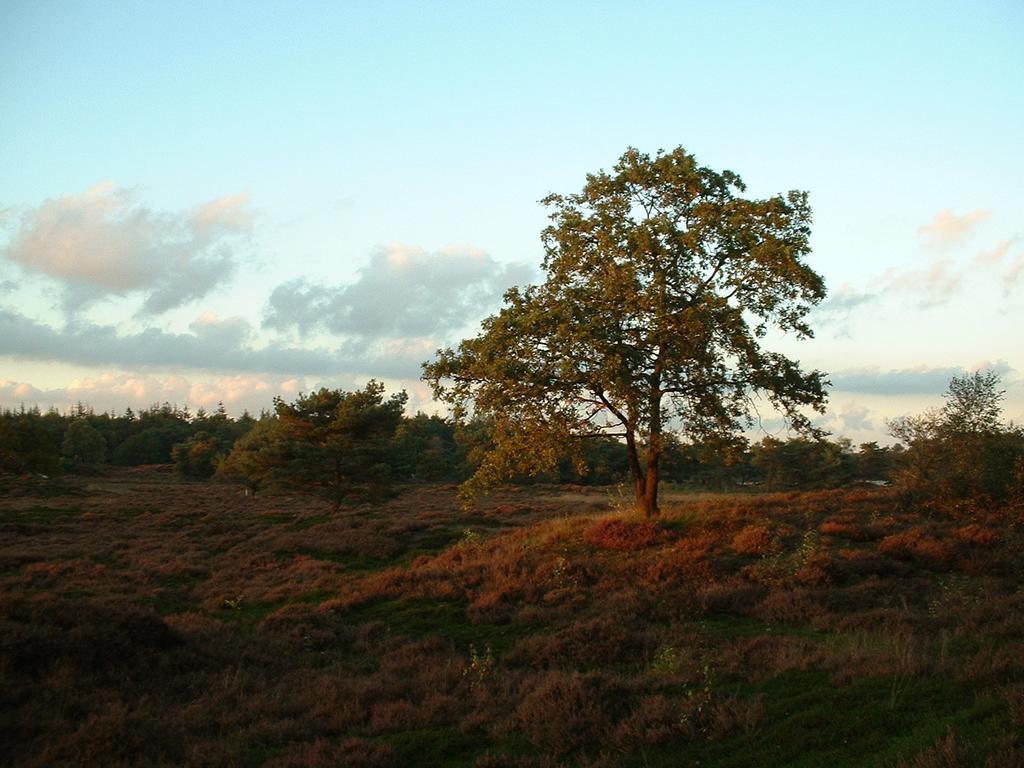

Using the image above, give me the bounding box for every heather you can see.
[2,469,1022,767]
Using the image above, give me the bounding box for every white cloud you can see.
[812,283,876,323]
[0,183,252,314]
[974,239,1015,266]
[877,257,959,306]
[831,361,1013,396]
[0,306,432,379]
[1005,252,1024,292]
[263,243,535,339]
[916,208,990,248]
[827,232,1021,311]
[0,372,311,416]
[815,400,883,444]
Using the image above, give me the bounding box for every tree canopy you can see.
[218,381,408,507]
[889,371,1023,506]
[425,146,828,515]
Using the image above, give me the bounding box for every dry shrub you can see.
[795,553,836,587]
[823,629,932,687]
[259,602,355,652]
[832,607,910,635]
[707,694,766,738]
[509,616,643,668]
[697,578,764,615]
[467,587,520,624]
[368,699,423,733]
[819,515,886,541]
[514,672,623,756]
[674,531,719,558]
[753,588,821,624]
[984,745,1024,768]
[1002,683,1024,728]
[731,524,777,556]
[643,555,713,588]
[879,529,955,569]
[643,533,717,585]
[264,737,396,768]
[583,518,669,551]
[309,679,368,732]
[719,636,818,681]
[376,636,454,684]
[474,752,558,768]
[959,645,1024,684]
[1,596,185,680]
[610,695,684,749]
[955,524,997,546]
[836,548,908,578]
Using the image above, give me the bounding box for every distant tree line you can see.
[0,402,256,475]
[0,390,898,492]
[3,372,1019,509]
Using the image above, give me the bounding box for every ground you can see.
[1,468,1022,767]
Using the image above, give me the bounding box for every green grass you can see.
[700,614,825,640]
[290,548,396,573]
[635,671,1009,768]
[347,597,523,654]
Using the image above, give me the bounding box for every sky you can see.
[1,0,1022,444]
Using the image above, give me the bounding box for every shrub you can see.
[171,431,225,479]
[731,524,776,556]
[583,519,668,551]
[889,372,1024,507]
[514,672,621,756]
[879,530,954,569]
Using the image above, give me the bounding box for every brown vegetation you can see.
[2,469,1023,766]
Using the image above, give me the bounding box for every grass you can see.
[669,673,1006,768]
[1,468,1022,767]
[347,597,523,654]
[1,505,82,524]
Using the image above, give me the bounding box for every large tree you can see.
[889,371,1024,505]
[271,382,407,508]
[217,382,407,507]
[424,146,828,516]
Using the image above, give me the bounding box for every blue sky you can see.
[1,0,1022,442]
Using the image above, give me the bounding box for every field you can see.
[2,469,1023,767]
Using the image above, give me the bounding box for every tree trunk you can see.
[644,356,664,518]
[624,430,646,512]
[643,447,660,517]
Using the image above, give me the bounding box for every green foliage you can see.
[0,413,60,474]
[942,370,1004,434]
[391,412,461,480]
[170,431,225,479]
[218,381,408,507]
[425,146,828,515]
[889,371,1024,506]
[750,437,855,490]
[462,643,496,690]
[111,428,170,465]
[650,644,680,675]
[61,420,108,466]
[214,416,282,492]
[855,441,897,481]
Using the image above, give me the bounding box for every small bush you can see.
[879,529,954,569]
[583,519,669,551]
[731,524,776,556]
